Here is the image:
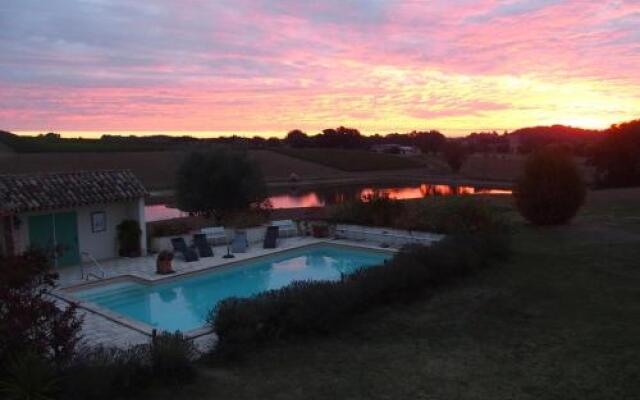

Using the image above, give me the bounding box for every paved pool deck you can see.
[53,236,396,350]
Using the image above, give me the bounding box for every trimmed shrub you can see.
[58,333,197,400]
[398,196,509,234]
[59,345,152,400]
[332,193,508,235]
[210,232,510,358]
[150,331,197,384]
[514,148,586,225]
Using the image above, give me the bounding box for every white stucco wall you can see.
[14,198,146,263]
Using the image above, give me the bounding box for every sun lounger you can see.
[270,219,296,237]
[263,226,279,249]
[171,237,199,262]
[193,233,214,257]
[231,230,248,253]
[200,226,227,245]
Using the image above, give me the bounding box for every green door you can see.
[28,214,55,261]
[53,212,80,267]
[28,212,80,267]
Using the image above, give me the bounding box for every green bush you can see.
[399,196,509,234]
[58,345,152,400]
[57,333,197,400]
[0,352,58,400]
[210,232,510,358]
[331,191,404,227]
[150,331,197,384]
[333,194,508,235]
[514,148,586,225]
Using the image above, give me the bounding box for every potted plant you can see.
[117,220,142,257]
[156,250,174,274]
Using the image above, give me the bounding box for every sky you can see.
[1,0,639,138]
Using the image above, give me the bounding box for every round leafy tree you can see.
[176,149,268,219]
[514,148,586,225]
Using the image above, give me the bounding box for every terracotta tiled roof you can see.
[0,170,148,214]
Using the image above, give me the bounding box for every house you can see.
[371,144,421,156]
[0,170,148,266]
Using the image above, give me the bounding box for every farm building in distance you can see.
[0,170,147,266]
[371,144,421,156]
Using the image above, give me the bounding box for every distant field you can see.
[274,148,424,171]
[0,133,174,153]
[0,150,345,190]
[460,154,594,183]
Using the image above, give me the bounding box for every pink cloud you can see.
[1,0,639,134]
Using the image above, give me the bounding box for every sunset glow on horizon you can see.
[1,0,639,137]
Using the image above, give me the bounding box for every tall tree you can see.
[443,141,468,173]
[590,119,640,187]
[284,129,309,148]
[413,130,446,154]
[175,149,268,219]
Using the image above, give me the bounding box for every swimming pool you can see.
[69,244,392,333]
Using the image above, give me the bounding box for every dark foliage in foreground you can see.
[0,251,83,374]
[210,232,510,358]
[0,332,197,400]
[515,148,586,225]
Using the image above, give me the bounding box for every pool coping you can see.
[53,240,397,339]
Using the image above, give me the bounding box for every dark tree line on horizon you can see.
[1,119,639,187]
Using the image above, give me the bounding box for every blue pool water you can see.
[72,245,391,332]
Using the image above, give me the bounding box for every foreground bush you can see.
[0,352,58,400]
[0,251,83,373]
[210,232,510,358]
[0,332,198,400]
[150,331,197,384]
[60,332,196,399]
[515,148,586,225]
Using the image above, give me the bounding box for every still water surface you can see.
[146,182,511,222]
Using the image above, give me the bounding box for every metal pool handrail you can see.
[80,251,106,280]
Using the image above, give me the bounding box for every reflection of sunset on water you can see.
[359,184,512,201]
[145,183,512,221]
[268,193,324,209]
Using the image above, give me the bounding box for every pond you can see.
[145,182,511,222]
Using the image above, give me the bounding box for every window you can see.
[91,211,106,233]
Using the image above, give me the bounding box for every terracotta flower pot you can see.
[156,251,174,274]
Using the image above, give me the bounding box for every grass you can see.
[274,148,424,171]
[147,189,639,399]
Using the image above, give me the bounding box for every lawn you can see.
[151,189,640,399]
[274,148,425,171]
